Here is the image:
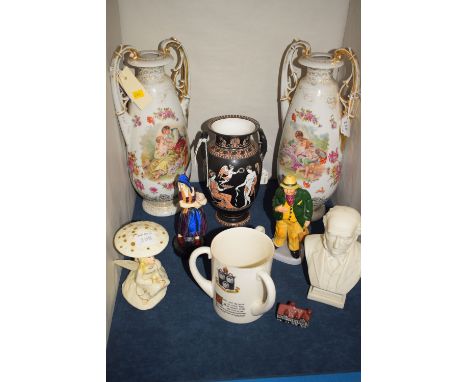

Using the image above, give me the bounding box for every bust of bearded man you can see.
[304,206,361,309]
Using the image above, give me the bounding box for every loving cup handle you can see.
[255,225,265,233]
[250,271,276,316]
[189,246,214,298]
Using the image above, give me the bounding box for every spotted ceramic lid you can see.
[114,221,169,258]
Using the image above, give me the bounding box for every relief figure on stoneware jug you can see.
[208,169,235,210]
[199,115,267,226]
[208,163,259,210]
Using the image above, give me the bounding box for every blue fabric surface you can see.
[225,372,360,382]
[107,181,360,382]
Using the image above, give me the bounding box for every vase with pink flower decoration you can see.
[277,40,360,221]
[110,38,191,216]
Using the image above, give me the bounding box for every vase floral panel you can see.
[278,103,343,211]
[127,102,189,204]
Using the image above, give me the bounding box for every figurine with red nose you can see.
[272,175,313,264]
[174,174,208,255]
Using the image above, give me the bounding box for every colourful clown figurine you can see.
[174,174,208,254]
[273,175,313,262]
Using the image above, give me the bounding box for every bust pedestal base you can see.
[307,286,346,309]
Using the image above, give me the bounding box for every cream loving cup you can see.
[189,226,276,324]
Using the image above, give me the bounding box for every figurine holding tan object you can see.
[272,175,312,264]
[114,221,170,310]
[174,174,208,254]
[305,206,361,309]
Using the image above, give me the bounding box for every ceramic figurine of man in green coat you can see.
[273,175,313,258]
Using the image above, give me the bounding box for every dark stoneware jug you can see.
[199,115,267,226]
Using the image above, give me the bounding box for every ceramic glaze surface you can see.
[113,221,171,310]
[304,206,361,309]
[201,115,267,226]
[278,67,342,218]
[278,42,360,221]
[110,40,191,216]
[126,66,190,203]
[189,226,276,324]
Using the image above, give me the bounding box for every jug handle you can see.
[158,37,190,120]
[258,127,267,161]
[251,271,276,316]
[332,47,361,148]
[109,44,139,146]
[194,131,210,187]
[189,246,214,298]
[279,39,311,124]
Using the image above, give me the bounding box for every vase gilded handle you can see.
[109,44,139,146]
[279,39,311,124]
[158,37,190,120]
[332,47,361,146]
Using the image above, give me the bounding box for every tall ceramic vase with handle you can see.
[277,40,360,221]
[110,38,191,216]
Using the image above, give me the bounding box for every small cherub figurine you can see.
[114,221,170,310]
[304,206,361,309]
[175,174,207,253]
[272,175,313,263]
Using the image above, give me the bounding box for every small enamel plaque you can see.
[118,66,152,110]
[341,116,351,137]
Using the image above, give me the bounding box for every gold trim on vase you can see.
[280,39,312,103]
[332,48,361,148]
[159,37,189,101]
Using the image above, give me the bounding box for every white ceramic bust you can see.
[114,221,170,310]
[304,206,361,309]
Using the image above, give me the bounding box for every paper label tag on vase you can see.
[118,66,152,110]
[341,116,351,137]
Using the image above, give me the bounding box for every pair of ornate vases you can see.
[109,38,360,225]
